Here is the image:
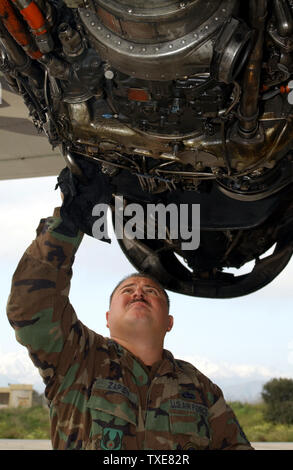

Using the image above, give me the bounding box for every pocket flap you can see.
[169,400,210,437]
[87,378,137,425]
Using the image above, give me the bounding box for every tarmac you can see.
[0,440,292,450]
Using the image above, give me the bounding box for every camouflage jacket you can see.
[7,208,253,451]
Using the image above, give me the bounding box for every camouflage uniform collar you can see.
[107,338,125,357]
[158,349,179,377]
[107,338,178,378]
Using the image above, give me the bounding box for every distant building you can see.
[0,384,33,408]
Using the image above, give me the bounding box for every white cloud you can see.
[180,354,293,382]
[0,348,44,392]
[0,177,60,258]
[0,178,133,277]
[1,347,291,398]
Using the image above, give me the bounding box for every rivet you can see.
[91,22,95,26]
[106,34,111,38]
[129,45,134,50]
[104,70,114,79]
[169,44,173,49]
[181,39,186,44]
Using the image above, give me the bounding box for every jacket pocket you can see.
[169,400,211,450]
[86,378,138,450]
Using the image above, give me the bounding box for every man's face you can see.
[106,276,173,340]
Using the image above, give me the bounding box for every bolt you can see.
[104,70,114,79]
[240,182,250,190]
[236,162,245,171]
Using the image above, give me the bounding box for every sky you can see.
[0,175,292,399]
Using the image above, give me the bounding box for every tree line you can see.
[262,378,293,425]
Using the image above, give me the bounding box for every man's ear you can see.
[106,311,110,328]
[167,315,174,332]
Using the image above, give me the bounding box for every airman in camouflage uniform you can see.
[6,208,254,450]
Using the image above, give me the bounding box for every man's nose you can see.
[132,286,145,298]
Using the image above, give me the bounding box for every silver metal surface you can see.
[79,1,236,80]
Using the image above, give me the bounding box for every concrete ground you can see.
[0,439,52,450]
[0,440,292,450]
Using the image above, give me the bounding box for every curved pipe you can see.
[11,0,47,35]
[0,0,42,59]
[274,0,293,37]
[238,0,267,138]
[0,20,42,87]
[11,0,53,53]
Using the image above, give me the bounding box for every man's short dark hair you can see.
[109,272,170,311]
